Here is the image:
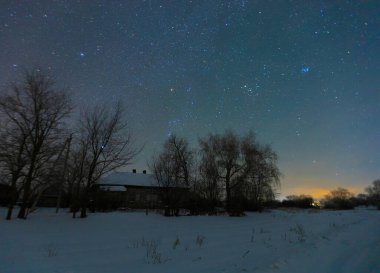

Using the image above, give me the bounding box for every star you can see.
[0,0,377,200]
[301,66,310,74]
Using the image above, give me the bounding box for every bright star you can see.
[301,66,310,74]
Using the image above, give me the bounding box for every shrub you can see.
[321,188,354,210]
[282,195,314,209]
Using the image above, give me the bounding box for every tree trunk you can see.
[6,204,14,220]
[6,193,18,220]
[225,171,231,211]
[6,183,18,220]
[18,155,37,219]
[80,191,88,218]
[17,185,31,219]
[164,206,170,216]
[17,205,27,219]
[28,188,45,215]
[56,134,72,213]
[55,189,62,214]
[80,206,87,218]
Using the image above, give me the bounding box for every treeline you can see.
[320,184,380,210]
[2,70,376,220]
[281,183,380,210]
[150,132,281,216]
[0,70,138,220]
[0,70,281,220]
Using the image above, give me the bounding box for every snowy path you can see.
[280,211,380,273]
[0,208,379,273]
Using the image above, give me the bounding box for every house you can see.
[95,170,164,210]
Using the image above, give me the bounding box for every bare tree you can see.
[71,102,139,218]
[199,130,243,212]
[150,134,193,216]
[67,141,88,218]
[197,146,222,211]
[197,131,281,214]
[0,70,72,219]
[0,123,28,220]
[365,180,380,209]
[240,137,281,211]
[27,136,72,214]
[322,187,354,209]
[55,134,72,213]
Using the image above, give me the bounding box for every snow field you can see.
[0,208,379,273]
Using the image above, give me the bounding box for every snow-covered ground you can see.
[0,208,379,273]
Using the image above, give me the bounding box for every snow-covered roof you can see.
[99,172,157,187]
[99,185,127,192]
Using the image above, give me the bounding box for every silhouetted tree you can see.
[349,193,368,208]
[0,70,71,219]
[198,130,281,215]
[199,130,243,213]
[196,145,222,213]
[71,102,138,218]
[150,134,193,216]
[0,122,28,220]
[282,195,314,208]
[239,133,281,211]
[365,180,380,209]
[322,187,354,209]
[27,137,71,213]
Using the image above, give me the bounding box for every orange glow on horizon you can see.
[281,185,364,200]
[281,186,364,199]
[285,187,330,199]
[280,174,366,200]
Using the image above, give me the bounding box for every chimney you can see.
[142,170,146,174]
[132,169,136,173]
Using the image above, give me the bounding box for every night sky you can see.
[1,1,379,198]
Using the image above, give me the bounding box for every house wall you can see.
[94,185,191,211]
[124,187,162,209]
[93,186,163,210]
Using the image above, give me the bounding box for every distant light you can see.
[80,52,85,57]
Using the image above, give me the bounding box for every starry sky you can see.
[0,0,379,198]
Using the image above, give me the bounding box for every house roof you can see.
[99,172,157,187]
[99,185,127,192]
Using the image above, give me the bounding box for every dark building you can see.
[95,171,166,210]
